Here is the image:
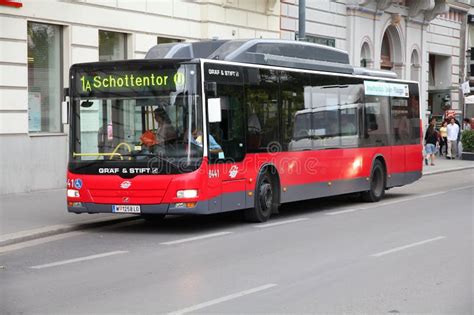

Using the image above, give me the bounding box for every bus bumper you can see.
[67,201,210,215]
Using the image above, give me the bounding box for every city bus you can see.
[66,39,422,222]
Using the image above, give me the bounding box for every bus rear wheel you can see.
[244,172,276,222]
[361,160,385,202]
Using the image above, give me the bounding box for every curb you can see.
[423,166,474,176]
[0,215,141,248]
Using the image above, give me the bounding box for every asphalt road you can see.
[1,170,473,314]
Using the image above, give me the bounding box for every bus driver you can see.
[140,107,177,147]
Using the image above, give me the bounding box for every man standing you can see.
[446,118,460,159]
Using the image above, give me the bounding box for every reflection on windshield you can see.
[73,95,203,170]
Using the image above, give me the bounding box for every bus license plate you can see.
[112,205,141,213]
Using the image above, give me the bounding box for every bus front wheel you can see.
[245,172,276,222]
[361,160,386,202]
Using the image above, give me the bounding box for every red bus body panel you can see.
[67,145,422,214]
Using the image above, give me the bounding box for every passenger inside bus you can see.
[190,127,223,160]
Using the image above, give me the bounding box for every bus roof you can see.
[146,39,353,74]
[69,40,400,82]
[145,39,397,79]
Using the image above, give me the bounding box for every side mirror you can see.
[208,98,222,123]
[62,101,69,124]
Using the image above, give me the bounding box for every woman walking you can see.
[439,121,448,156]
[424,124,439,166]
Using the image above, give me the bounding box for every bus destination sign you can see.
[74,69,185,97]
[364,81,409,98]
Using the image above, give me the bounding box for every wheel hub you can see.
[259,182,273,211]
[372,168,383,196]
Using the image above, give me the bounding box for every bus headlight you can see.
[176,189,198,198]
[67,189,80,198]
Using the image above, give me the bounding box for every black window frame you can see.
[205,63,420,155]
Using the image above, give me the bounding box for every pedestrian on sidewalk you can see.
[439,121,448,156]
[446,118,459,159]
[462,118,472,131]
[426,117,438,132]
[424,123,438,166]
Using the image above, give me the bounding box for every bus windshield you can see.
[69,62,203,174]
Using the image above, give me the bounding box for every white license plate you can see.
[112,205,141,213]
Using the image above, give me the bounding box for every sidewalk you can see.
[1,158,473,247]
[0,189,136,247]
[422,155,474,176]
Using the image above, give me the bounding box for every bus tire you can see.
[361,159,386,202]
[245,172,276,222]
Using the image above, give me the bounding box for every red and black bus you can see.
[67,39,422,222]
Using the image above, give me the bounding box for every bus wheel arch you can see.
[244,164,281,222]
[362,156,386,202]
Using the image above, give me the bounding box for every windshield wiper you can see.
[73,153,182,171]
[73,160,104,171]
[121,153,180,169]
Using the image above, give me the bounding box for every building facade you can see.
[465,7,474,119]
[0,0,470,194]
[0,0,280,194]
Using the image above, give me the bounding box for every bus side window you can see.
[337,79,363,147]
[245,69,279,152]
[362,96,390,146]
[391,97,410,144]
[340,108,358,136]
[407,83,421,145]
[280,71,310,151]
[209,84,245,163]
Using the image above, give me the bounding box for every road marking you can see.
[160,232,232,245]
[0,216,139,251]
[30,250,128,269]
[0,231,85,254]
[168,283,277,315]
[254,218,309,228]
[325,185,474,216]
[371,236,446,257]
[325,207,366,216]
[0,220,139,254]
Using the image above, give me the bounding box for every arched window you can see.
[410,49,420,82]
[360,42,371,68]
[381,33,392,70]
[380,25,404,78]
